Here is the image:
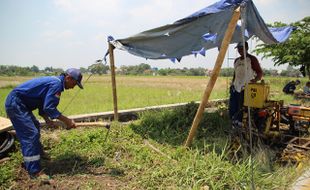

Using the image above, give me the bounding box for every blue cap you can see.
[65,68,83,89]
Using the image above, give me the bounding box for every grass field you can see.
[0,75,308,117]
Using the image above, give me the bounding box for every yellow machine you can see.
[242,81,310,138]
[244,82,270,108]
[229,81,310,164]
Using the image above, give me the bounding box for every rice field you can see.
[0,75,308,117]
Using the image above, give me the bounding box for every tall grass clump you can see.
[127,103,300,189]
[130,102,231,149]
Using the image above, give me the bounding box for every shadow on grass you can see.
[43,153,91,175]
[129,102,231,148]
[42,152,125,177]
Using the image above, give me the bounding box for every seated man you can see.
[283,80,300,94]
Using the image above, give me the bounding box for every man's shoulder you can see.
[234,56,242,63]
[40,76,63,90]
[247,53,258,60]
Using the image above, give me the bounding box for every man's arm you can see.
[250,55,263,82]
[57,114,76,129]
[42,112,76,129]
[43,81,76,129]
[232,58,238,83]
[41,114,57,127]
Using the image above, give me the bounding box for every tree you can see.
[79,67,88,73]
[44,67,53,74]
[254,17,310,79]
[88,63,109,75]
[30,65,40,73]
[220,68,234,77]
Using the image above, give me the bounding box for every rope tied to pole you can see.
[61,73,93,114]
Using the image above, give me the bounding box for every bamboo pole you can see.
[109,43,119,121]
[185,7,241,147]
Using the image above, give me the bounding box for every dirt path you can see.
[9,165,129,190]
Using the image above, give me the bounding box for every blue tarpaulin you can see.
[107,0,293,62]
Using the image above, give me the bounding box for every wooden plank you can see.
[0,116,13,133]
[303,141,310,148]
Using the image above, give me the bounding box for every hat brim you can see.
[76,81,83,89]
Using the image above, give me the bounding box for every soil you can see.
[9,164,129,190]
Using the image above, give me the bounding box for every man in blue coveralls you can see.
[5,68,83,181]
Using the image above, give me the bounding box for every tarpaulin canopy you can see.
[108,0,293,62]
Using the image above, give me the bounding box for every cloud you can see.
[52,0,212,27]
[42,30,74,41]
[53,0,121,19]
[255,0,277,6]
[50,0,214,39]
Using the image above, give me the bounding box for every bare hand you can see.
[66,119,77,130]
[46,120,57,128]
[57,115,77,130]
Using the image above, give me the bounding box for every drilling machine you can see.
[242,81,309,138]
[239,81,310,163]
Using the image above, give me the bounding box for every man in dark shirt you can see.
[283,80,300,94]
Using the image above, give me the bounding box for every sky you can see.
[0,0,309,71]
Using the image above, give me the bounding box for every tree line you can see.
[0,64,108,76]
[0,63,302,77]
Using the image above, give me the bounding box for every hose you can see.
[0,131,15,158]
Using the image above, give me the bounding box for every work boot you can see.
[30,171,53,185]
[40,150,51,160]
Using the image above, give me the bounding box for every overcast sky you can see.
[0,0,309,70]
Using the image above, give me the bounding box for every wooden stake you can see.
[109,43,119,121]
[185,7,241,147]
[143,139,177,163]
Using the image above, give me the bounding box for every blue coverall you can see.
[5,75,65,174]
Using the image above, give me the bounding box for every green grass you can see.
[1,75,308,117]
[0,75,229,117]
[1,103,305,189]
[0,76,306,116]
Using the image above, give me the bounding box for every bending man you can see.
[5,68,83,179]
